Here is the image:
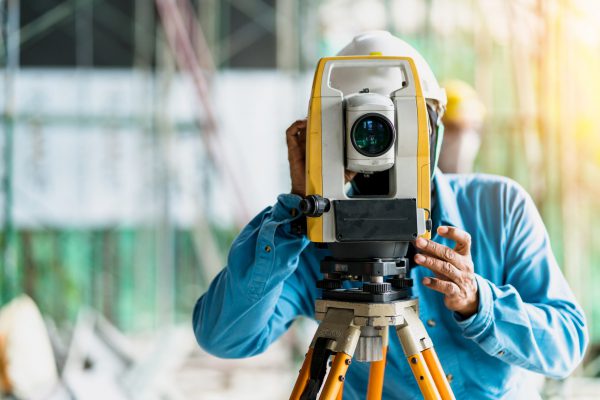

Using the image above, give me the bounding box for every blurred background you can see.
[1,0,600,399]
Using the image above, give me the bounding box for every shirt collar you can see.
[432,168,465,230]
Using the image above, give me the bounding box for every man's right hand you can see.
[286,119,357,196]
[286,120,307,196]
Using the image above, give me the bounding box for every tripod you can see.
[289,255,455,400]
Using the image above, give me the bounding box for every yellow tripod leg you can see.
[336,381,344,400]
[396,305,445,400]
[406,353,441,400]
[367,327,388,399]
[422,347,455,400]
[290,347,314,400]
[366,345,387,399]
[319,352,352,400]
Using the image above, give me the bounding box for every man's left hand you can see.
[414,226,479,318]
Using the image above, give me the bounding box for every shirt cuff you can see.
[453,274,494,339]
[271,193,303,222]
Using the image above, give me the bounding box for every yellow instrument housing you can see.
[305,55,431,243]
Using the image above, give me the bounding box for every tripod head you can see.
[317,242,415,303]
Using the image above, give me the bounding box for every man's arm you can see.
[458,184,587,378]
[415,183,588,379]
[194,120,318,358]
[192,194,313,358]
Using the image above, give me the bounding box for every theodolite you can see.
[289,55,454,400]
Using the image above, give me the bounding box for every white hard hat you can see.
[334,31,447,114]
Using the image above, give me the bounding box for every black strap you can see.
[301,338,335,400]
[427,103,441,175]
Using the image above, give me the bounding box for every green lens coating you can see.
[351,114,394,156]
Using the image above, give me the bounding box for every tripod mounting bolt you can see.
[356,334,383,362]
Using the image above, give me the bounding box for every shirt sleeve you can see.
[192,193,313,358]
[454,182,588,379]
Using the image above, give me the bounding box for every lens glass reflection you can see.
[352,115,394,156]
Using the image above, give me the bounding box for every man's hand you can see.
[414,226,479,318]
[286,120,307,196]
[285,119,356,196]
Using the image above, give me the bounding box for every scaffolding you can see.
[0,0,320,330]
[1,0,599,346]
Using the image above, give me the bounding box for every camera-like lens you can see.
[350,114,395,157]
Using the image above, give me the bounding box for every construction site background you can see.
[1,1,600,399]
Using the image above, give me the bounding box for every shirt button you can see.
[290,208,298,217]
[264,245,272,253]
[446,373,454,383]
[497,350,505,356]
[427,319,436,327]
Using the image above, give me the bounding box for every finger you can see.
[415,237,457,264]
[437,226,471,255]
[344,170,357,184]
[422,277,459,296]
[414,254,462,283]
[286,121,307,162]
[299,127,307,153]
[285,120,307,138]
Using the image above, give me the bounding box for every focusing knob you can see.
[388,278,413,289]
[363,282,392,294]
[300,195,331,217]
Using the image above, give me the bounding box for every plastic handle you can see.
[321,57,417,97]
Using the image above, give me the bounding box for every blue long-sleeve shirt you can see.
[193,171,588,399]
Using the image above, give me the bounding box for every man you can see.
[193,32,587,399]
[438,80,486,174]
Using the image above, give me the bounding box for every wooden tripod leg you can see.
[367,327,388,399]
[290,347,314,400]
[422,347,455,400]
[319,352,352,400]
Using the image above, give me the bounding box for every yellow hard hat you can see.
[442,80,485,126]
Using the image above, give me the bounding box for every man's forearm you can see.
[193,194,310,358]
[454,275,588,379]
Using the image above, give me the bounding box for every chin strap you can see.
[426,104,444,180]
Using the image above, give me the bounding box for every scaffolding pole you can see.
[1,0,19,303]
